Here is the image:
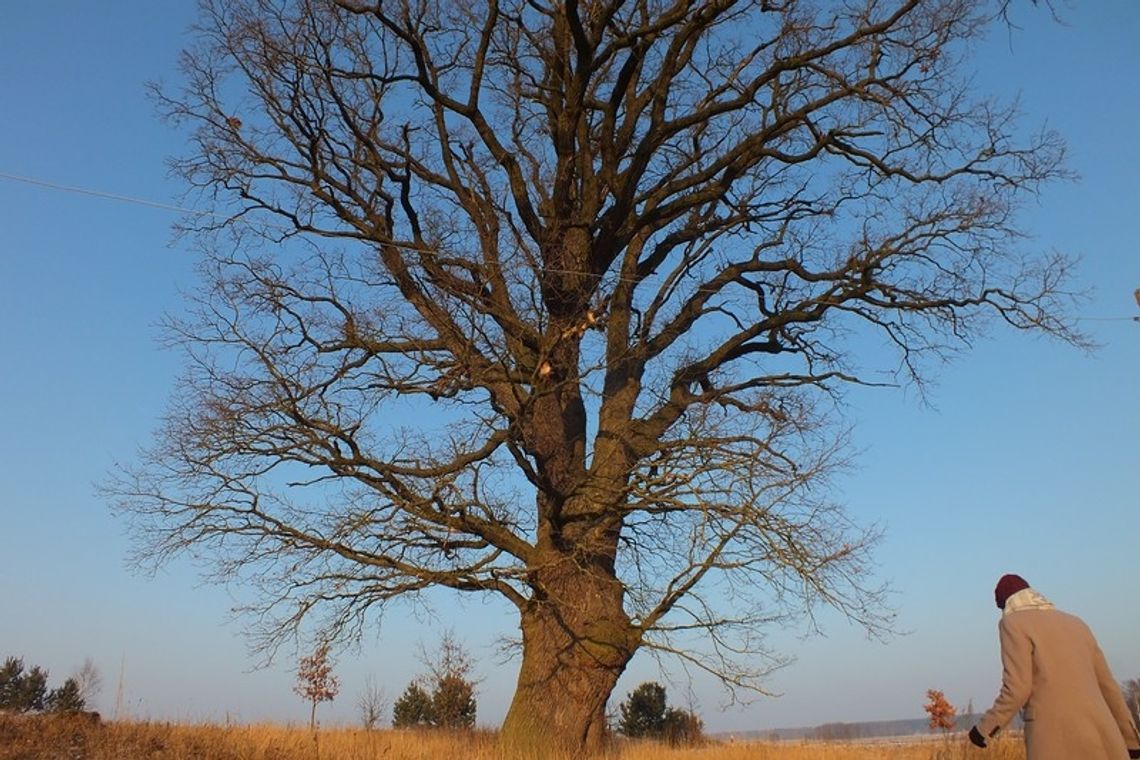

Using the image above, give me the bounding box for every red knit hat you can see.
[994,574,1030,609]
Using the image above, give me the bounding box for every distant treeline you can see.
[726,714,992,742]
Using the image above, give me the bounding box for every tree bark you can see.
[499,546,640,756]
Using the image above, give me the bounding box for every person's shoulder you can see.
[999,607,1071,630]
[1011,608,1092,635]
[1052,609,1093,633]
[998,613,1024,632]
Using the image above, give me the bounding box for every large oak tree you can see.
[111,0,1082,753]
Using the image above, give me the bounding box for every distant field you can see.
[0,715,1024,760]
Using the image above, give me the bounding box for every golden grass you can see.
[0,714,1025,760]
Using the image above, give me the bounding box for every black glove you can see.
[968,725,987,748]
[1126,749,1139,759]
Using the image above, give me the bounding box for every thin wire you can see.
[0,171,212,217]
[1079,316,1140,323]
[0,168,630,281]
[3,170,1139,322]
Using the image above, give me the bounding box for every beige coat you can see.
[979,607,1140,760]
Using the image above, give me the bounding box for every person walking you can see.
[969,573,1140,759]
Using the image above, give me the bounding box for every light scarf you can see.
[1003,587,1055,616]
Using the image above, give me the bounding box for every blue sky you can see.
[1,2,1137,733]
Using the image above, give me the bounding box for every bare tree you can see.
[357,674,388,730]
[110,0,1085,753]
[72,658,103,709]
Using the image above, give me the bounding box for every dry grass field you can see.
[0,714,1025,760]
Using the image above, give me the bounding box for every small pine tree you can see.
[0,657,55,713]
[20,666,49,712]
[618,682,667,738]
[294,644,340,731]
[390,633,479,730]
[662,707,704,746]
[392,682,434,728]
[0,658,25,710]
[45,678,86,713]
[432,674,476,729]
[617,681,703,744]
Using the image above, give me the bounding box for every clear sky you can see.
[1,1,1137,734]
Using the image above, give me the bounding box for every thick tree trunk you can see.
[499,551,640,757]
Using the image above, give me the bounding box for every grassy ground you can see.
[0,714,1025,760]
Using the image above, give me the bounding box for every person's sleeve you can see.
[977,617,1032,739]
[1091,638,1140,750]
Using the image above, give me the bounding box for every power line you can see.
[3,170,1139,322]
[1076,315,1140,323]
[0,169,624,280]
[0,170,211,217]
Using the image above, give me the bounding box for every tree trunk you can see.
[499,549,640,757]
